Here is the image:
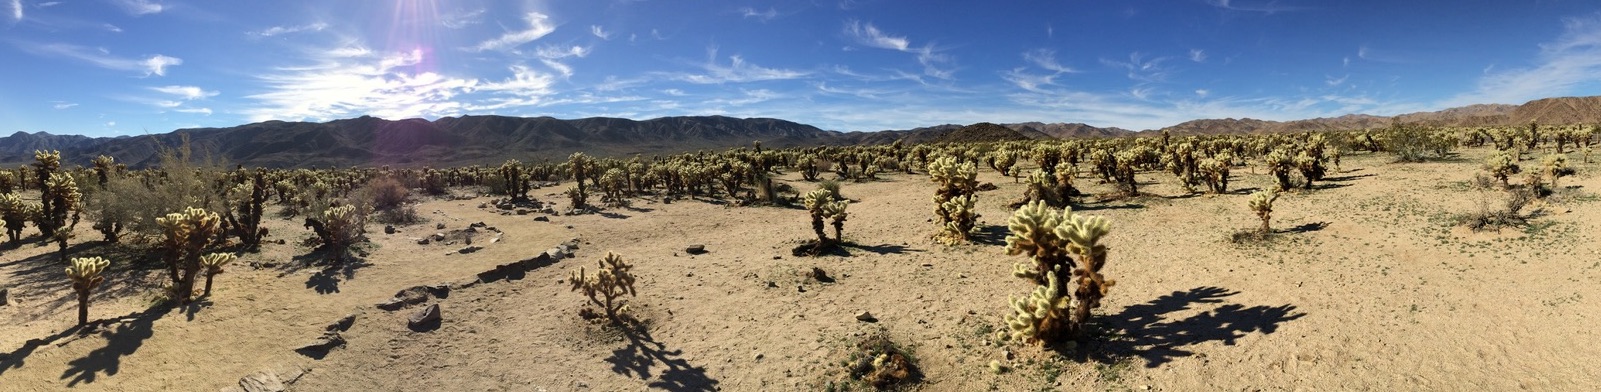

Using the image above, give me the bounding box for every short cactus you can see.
[65,256,111,326]
[1248,189,1278,235]
[569,252,638,322]
[157,207,222,304]
[1483,152,1520,187]
[199,252,236,297]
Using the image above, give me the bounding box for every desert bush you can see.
[363,176,410,211]
[1460,188,1534,231]
[569,252,638,323]
[65,256,110,326]
[1000,201,1113,344]
[841,333,920,390]
[1385,122,1453,162]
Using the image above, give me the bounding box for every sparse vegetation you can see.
[568,252,638,323]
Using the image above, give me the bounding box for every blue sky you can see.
[4,0,1601,137]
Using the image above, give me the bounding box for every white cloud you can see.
[1023,49,1076,73]
[739,7,777,22]
[104,24,123,33]
[113,0,163,15]
[590,25,611,40]
[1440,12,1601,107]
[52,102,77,109]
[106,121,115,127]
[151,85,218,100]
[19,43,182,76]
[1100,52,1170,83]
[175,107,213,115]
[1325,74,1348,86]
[844,20,908,51]
[672,47,810,84]
[245,48,480,121]
[1205,0,1302,14]
[843,20,954,79]
[1189,49,1207,63]
[1195,89,1210,97]
[442,9,485,29]
[10,0,21,21]
[661,88,686,96]
[533,45,590,77]
[327,45,373,58]
[250,22,328,37]
[469,12,555,52]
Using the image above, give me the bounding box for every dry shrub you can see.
[363,176,410,211]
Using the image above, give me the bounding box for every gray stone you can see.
[327,314,356,332]
[238,371,286,392]
[855,311,877,322]
[685,244,707,254]
[516,208,531,215]
[384,225,396,234]
[436,222,447,230]
[431,233,446,241]
[0,288,7,306]
[408,304,442,331]
[416,238,430,245]
[533,216,550,222]
[458,246,483,254]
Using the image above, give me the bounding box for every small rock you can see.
[294,332,345,359]
[533,216,550,222]
[416,238,430,245]
[435,223,447,230]
[458,246,483,254]
[516,208,531,215]
[327,314,357,332]
[808,267,835,283]
[237,370,287,392]
[754,352,765,360]
[0,288,7,306]
[855,311,877,322]
[565,225,574,229]
[772,255,781,260]
[686,244,707,254]
[1003,349,1014,360]
[463,236,473,245]
[384,225,396,234]
[408,304,442,331]
[432,233,446,241]
[920,263,933,268]
[471,221,487,228]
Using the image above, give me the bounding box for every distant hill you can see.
[7,95,1601,168]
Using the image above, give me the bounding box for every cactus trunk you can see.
[76,289,90,326]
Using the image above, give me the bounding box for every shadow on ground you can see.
[604,323,719,392]
[1072,286,1306,368]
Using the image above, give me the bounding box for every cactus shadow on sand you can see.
[604,323,720,392]
[1069,286,1306,368]
[56,305,171,386]
[0,242,161,325]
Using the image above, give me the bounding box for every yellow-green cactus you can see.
[157,207,223,304]
[66,256,111,326]
[569,252,638,322]
[1248,189,1278,235]
[200,252,236,297]
[1002,201,1113,344]
[1483,152,1520,187]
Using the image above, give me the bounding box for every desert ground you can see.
[3,147,1601,391]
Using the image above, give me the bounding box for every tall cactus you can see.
[499,159,530,201]
[0,193,31,244]
[929,156,980,244]
[1002,201,1114,343]
[157,207,222,304]
[223,171,269,247]
[66,256,111,326]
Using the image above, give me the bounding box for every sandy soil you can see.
[4,148,1601,391]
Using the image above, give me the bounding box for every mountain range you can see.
[4,96,1600,169]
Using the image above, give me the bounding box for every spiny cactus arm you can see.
[66,256,111,288]
[200,253,236,273]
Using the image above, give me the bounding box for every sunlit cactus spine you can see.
[1541,154,1570,189]
[569,252,639,322]
[1248,189,1278,235]
[1198,155,1231,194]
[1001,201,1114,344]
[0,193,30,243]
[66,256,111,326]
[936,194,980,245]
[199,252,236,297]
[33,150,64,238]
[928,156,980,244]
[44,172,82,261]
[91,155,115,187]
[803,189,841,244]
[600,167,630,207]
[1264,148,1296,191]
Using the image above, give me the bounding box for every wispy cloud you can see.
[245,48,479,121]
[17,42,182,76]
[1189,49,1207,62]
[1440,12,1601,107]
[174,107,212,115]
[1024,49,1076,73]
[843,20,954,79]
[1325,74,1348,86]
[671,47,810,84]
[1355,45,1410,63]
[9,0,22,21]
[1100,52,1171,83]
[534,44,591,77]
[1204,0,1302,14]
[1003,49,1079,93]
[590,25,611,40]
[112,0,163,16]
[151,85,218,100]
[739,7,777,22]
[441,9,485,29]
[52,101,77,109]
[249,22,328,37]
[469,12,555,52]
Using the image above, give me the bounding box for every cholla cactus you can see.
[1541,154,1570,189]
[569,252,639,322]
[223,172,269,247]
[1248,189,1279,235]
[157,207,222,304]
[1001,201,1113,344]
[1483,152,1520,187]
[803,189,849,245]
[935,194,980,245]
[44,173,82,260]
[0,193,31,243]
[1197,156,1231,194]
[1264,149,1296,191]
[823,197,849,241]
[600,167,630,207]
[0,171,14,194]
[66,256,111,326]
[91,155,115,187]
[199,252,236,297]
[499,159,531,201]
[316,204,364,260]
